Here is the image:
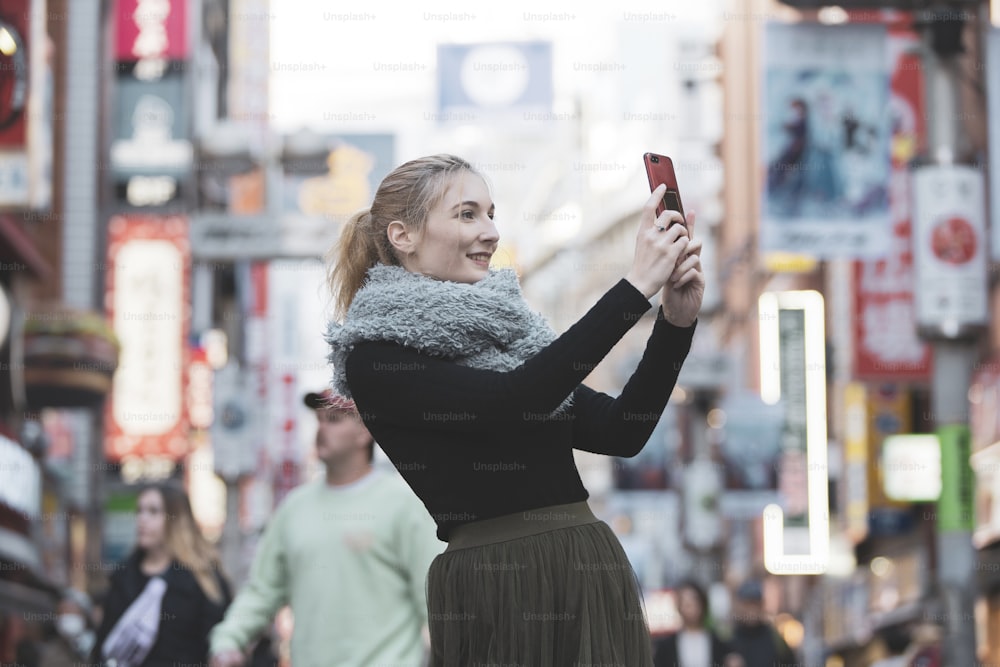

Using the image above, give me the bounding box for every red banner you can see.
[0,0,30,147]
[104,215,191,462]
[852,23,932,381]
[114,0,188,62]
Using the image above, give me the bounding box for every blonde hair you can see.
[137,483,227,604]
[326,154,481,320]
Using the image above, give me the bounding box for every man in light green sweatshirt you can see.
[209,390,444,667]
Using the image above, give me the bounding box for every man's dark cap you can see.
[736,579,764,602]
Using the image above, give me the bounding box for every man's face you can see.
[733,598,766,625]
[314,408,371,465]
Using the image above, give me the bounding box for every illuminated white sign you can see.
[882,434,942,502]
[759,290,829,575]
[0,435,41,518]
[111,239,183,439]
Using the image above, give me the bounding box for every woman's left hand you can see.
[660,211,705,328]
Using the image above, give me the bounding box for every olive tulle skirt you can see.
[426,501,654,666]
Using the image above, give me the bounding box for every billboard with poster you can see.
[760,23,891,258]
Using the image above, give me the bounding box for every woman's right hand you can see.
[624,184,690,299]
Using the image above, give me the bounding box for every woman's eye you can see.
[461,210,475,220]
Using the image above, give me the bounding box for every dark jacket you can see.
[730,622,797,667]
[653,629,733,667]
[91,551,231,667]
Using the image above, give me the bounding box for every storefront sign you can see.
[114,0,189,63]
[104,215,190,462]
[110,70,192,179]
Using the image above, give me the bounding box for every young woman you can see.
[92,482,231,667]
[325,154,704,665]
[653,579,737,667]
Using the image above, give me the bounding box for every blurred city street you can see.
[1,0,999,665]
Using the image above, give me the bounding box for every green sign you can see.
[936,424,974,532]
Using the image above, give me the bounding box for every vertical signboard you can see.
[843,382,869,544]
[104,215,190,463]
[0,0,51,208]
[759,291,829,574]
[937,425,974,532]
[911,165,989,338]
[852,26,931,380]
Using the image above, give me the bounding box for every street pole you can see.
[918,12,979,667]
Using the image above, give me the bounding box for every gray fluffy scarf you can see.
[324,263,574,415]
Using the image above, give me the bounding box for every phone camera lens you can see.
[651,156,659,163]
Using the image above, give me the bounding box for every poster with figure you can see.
[761,23,891,258]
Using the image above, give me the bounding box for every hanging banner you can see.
[852,26,931,380]
[760,23,891,258]
[989,28,1000,261]
[911,164,989,338]
[104,215,191,463]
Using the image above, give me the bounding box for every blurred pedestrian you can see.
[728,580,797,667]
[91,482,232,667]
[653,579,737,667]
[39,589,96,666]
[325,154,703,665]
[208,390,443,667]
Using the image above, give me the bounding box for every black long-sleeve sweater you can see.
[344,278,696,542]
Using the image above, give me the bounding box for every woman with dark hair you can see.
[91,482,231,667]
[325,154,704,665]
[653,579,736,667]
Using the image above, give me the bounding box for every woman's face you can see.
[135,489,167,552]
[401,170,499,284]
[678,587,704,627]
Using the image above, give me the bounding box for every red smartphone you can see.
[643,152,685,224]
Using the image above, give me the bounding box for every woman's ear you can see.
[386,220,416,256]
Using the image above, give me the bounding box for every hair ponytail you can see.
[325,154,480,320]
[328,208,384,320]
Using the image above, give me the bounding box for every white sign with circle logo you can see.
[912,164,988,338]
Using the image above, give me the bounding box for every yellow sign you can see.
[866,384,910,510]
[299,145,373,221]
[763,252,819,273]
[844,382,869,544]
